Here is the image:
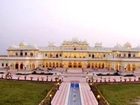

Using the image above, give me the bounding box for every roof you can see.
[8,42,39,51]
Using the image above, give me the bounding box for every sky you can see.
[0,0,140,54]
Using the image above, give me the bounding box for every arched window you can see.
[2,63,4,67]
[50,54,52,58]
[56,62,58,67]
[60,63,63,68]
[46,63,48,67]
[118,54,121,57]
[128,53,131,58]
[20,51,23,56]
[30,53,33,57]
[87,63,90,68]
[56,54,58,58]
[16,52,18,56]
[92,54,94,58]
[25,52,27,56]
[89,54,91,57]
[15,63,18,69]
[78,62,82,68]
[74,62,77,68]
[6,63,8,67]
[53,62,55,67]
[20,63,24,69]
[124,54,126,57]
[49,62,52,67]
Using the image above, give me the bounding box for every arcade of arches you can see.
[6,61,137,71]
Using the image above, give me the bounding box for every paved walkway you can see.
[51,82,98,105]
[51,68,98,105]
[51,82,70,105]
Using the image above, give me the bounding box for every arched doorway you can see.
[102,63,105,69]
[127,64,131,71]
[56,62,59,67]
[128,53,131,58]
[92,63,95,69]
[132,64,136,71]
[60,63,63,68]
[53,62,55,68]
[49,62,51,67]
[73,62,77,68]
[20,52,23,56]
[32,64,35,69]
[87,63,90,68]
[95,63,97,68]
[46,63,48,68]
[20,63,24,70]
[108,64,112,70]
[78,62,82,68]
[92,54,94,58]
[15,63,19,70]
[69,62,71,68]
[99,63,102,69]
[56,54,58,58]
[115,63,121,71]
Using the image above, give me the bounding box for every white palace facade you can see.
[0,39,140,72]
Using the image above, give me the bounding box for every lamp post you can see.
[97,94,101,103]
[49,94,52,104]
[97,95,100,99]
[89,82,92,86]
[57,82,60,90]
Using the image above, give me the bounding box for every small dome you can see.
[9,45,18,49]
[123,42,132,49]
[72,38,79,43]
[82,41,88,44]
[19,42,27,47]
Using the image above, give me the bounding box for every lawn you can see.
[97,84,140,105]
[0,80,54,105]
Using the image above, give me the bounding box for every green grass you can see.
[0,80,54,105]
[97,84,140,105]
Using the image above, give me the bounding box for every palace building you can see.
[0,39,140,71]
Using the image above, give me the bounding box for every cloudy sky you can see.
[0,0,140,54]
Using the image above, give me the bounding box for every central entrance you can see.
[68,62,82,68]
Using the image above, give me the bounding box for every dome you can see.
[82,41,88,44]
[9,45,18,49]
[123,42,132,49]
[19,42,27,48]
[72,38,79,43]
